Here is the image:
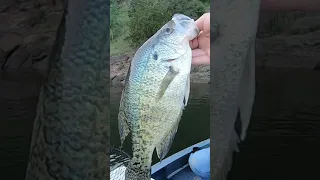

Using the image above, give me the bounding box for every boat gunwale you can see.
[151,138,210,179]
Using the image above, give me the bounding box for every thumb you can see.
[192,49,210,65]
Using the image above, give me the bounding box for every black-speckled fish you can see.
[118,14,199,180]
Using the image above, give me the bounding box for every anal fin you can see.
[156,111,182,160]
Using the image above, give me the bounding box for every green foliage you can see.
[198,0,210,5]
[110,1,130,40]
[128,0,207,48]
[168,0,207,20]
[110,0,133,55]
[110,0,207,55]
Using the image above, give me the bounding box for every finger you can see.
[195,14,206,31]
[192,55,210,65]
[192,49,207,57]
[195,13,210,34]
[189,38,199,49]
[192,46,210,59]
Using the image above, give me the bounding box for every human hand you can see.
[190,13,210,65]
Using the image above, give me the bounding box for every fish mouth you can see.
[193,27,200,37]
[172,14,199,40]
[172,14,194,21]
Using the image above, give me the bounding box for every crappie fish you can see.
[118,14,199,180]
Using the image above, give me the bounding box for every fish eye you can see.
[164,27,173,34]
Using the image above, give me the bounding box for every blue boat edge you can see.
[151,139,210,179]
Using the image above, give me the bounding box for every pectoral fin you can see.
[157,66,179,100]
[156,111,182,160]
[183,75,190,106]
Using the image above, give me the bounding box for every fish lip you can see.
[172,14,194,22]
[186,25,200,40]
[171,14,199,40]
[171,14,195,29]
[194,26,200,35]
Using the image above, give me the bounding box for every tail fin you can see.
[125,162,151,180]
[110,147,131,171]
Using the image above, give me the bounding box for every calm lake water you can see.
[228,67,320,180]
[110,83,210,164]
